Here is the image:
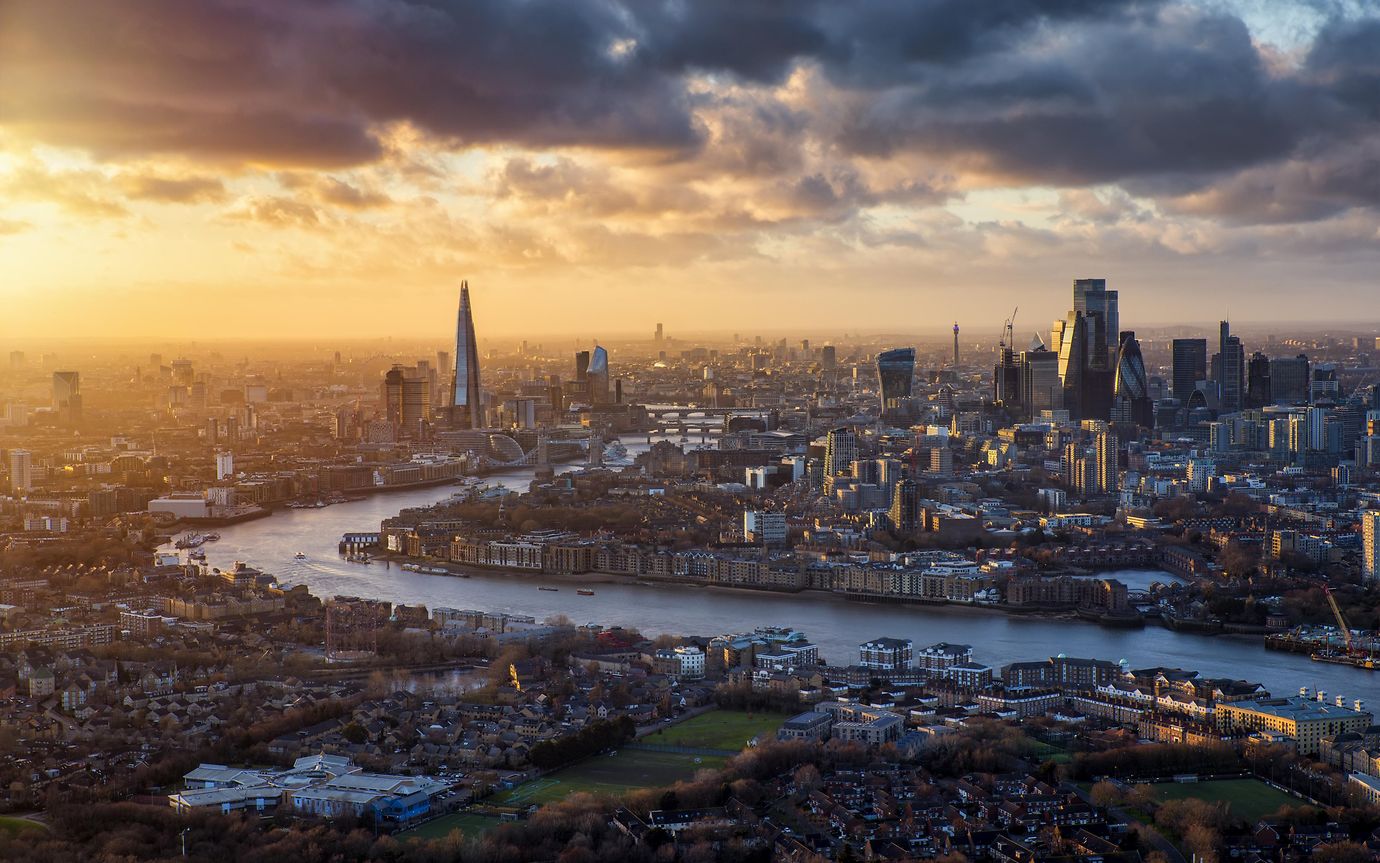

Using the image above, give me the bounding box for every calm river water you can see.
[178,437,1376,700]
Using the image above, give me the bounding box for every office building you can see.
[1111,331,1152,427]
[52,370,82,424]
[1363,511,1380,583]
[588,345,611,405]
[876,347,915,420]
[1171,338,1208,404]
[1072,278,1118,367]
[451,281,482,428]
[1270,354,1310,405]
[1311,365,1339,403]
[1246,351,1271,408]
[1214,321,1245,413]
[1052,279,1117,420]
[9,449,33,494]
[1019,339,1062,419]
[1055,311,1088,417]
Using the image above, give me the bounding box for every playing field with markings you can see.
[492,749,727,807]
[1150,779,1298,822]
[640,710,790,752]
[400,811,505,841]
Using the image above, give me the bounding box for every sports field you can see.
[494,749,726,807]
[400,811,505,842]
[640,710,790,752]
[1150,779,1297,822]
[0,816,46,838]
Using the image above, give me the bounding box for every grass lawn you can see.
[1150,779,1297,822]
[494,750,726,807]
[399,811,505,842]
[1022,738,1072,764]
[640,710,791,752]
[0,816,46,837]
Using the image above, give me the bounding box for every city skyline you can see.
[4,1,1380,339]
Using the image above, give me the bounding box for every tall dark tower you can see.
[952,323,960,368]
[452,281,482,428]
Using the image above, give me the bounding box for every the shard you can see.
[452,281,482,428]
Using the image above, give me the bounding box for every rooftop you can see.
[1229,696,1370,723]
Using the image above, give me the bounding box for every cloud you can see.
[0,159,128,217]
[119,174,227,204]
[2,0,1380,311]
[222,195,325,229]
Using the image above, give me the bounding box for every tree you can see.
[341,722,368,745]
[1090,780,1123,807]
[1312,842,1373,863]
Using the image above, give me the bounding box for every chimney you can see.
[1316,690,1326,703]
[1335,695,1345,707]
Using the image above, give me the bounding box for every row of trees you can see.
[527,717,636,771]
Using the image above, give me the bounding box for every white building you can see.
[743,510,786,544]
[9,448,32,494]
[148,493,211,519]
[1186,457,1216,493]
[215,451,235,481]
[673,645,705,679]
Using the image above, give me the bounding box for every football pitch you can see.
[493,749,727,807]
[1150,779,1298,822]
[640,710,790,752]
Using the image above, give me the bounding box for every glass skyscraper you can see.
[1171,338,1207,403]
[876,348,916,418]
[452,281,482,428]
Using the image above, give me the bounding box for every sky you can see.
[1,0,1378,342]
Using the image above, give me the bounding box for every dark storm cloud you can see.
[2,0,1380,227]
[0,0,698,165]
[835,10,1303,180]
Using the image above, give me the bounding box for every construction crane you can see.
[1322,586,1354,653]
[999,306,1019,351]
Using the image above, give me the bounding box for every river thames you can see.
[180,436,1376,700]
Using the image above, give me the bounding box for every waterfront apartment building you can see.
[1215,696,1372,755]
[915,642,972,674]
[858,637,913,672]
